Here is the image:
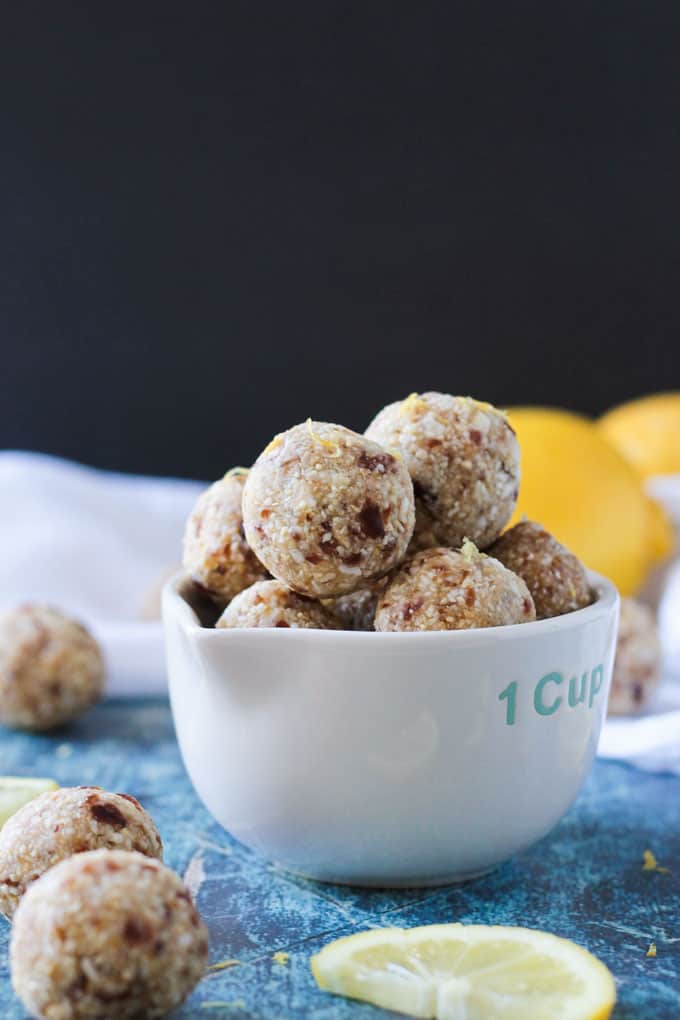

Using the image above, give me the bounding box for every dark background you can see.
[2,2,680,480]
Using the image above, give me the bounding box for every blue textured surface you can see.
[0,698,678,1019]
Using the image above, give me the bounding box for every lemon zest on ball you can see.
[399,392,426,416]
[646,942,657,958]
[461,538,484,562]
[223,467,250,478]
[306,419,342,457]
[400,391,451,426]
[642,849,671,874]
[273,951,290,965]
[461,395,506,418]
[264,435,284,454]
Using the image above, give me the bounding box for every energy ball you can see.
[217,579,339,630]
[406,504,440,555]
[375,544,536,632]
[326,576,390,631]
[489,519,592,619]
[609,598,662,715]
[183,470,268,603]
[366,392,520,549]
[0,786,162,919]
[0,606,104,732]
[11,849,208,1020]
[242,421,415,597]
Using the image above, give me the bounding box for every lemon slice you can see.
[0,777,58,828]
[311,924,616,1020]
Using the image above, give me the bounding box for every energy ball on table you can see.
[242,421,415,597]
[375,544,536,632]
[489,519,592,619]
[0,606,104,732]
[11,849,208,1020]
[609,598,662,715]
[217,579,339,630]
[183,470,268,603]
[366,392,520,550]
[0,786,162,918]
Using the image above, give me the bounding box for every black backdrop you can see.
[2,2,680,480]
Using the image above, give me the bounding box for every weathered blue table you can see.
[0,699,678,1018]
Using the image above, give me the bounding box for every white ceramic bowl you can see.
[163,572,619,887]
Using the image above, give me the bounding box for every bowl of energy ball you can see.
[163,393,619,887]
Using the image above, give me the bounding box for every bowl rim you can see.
[163,569,619,647]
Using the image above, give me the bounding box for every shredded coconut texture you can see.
[489,520,592,620]
[366,392,519,550]
[183,473,268,603]
[217,580,339,630]
[242,422,415,597]
[608,598,662,715]
[0,606,104,732]
[375,546,535,631]
[11,849,208,1020]
[0,786,163,919]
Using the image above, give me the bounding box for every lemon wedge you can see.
[311,924,616,1020]
[0,777,58,828]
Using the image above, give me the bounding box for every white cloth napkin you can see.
[0,451,202,696]
[1,450,679,773]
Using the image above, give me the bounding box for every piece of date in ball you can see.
[374,544,536,632]
[242,421,415,597]
[366,392,520,550]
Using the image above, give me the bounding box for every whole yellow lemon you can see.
[599,392,680,478]
[645,492,674,565]
[507,407,653,595]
